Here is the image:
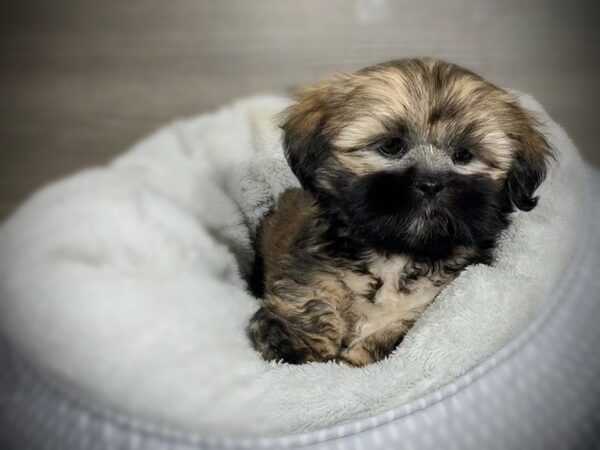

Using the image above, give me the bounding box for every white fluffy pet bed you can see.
[1,94,599,450]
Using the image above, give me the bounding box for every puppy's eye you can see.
[377,138,405,157]
[452,147,474,164]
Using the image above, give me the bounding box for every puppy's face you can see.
[282,59,552,256]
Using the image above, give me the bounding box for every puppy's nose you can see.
[415,178,444,197]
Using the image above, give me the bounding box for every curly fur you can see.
[248,58,553,366]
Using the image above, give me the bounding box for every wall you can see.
[0,0,597,219]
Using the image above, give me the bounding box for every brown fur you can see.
[247,58,552,366]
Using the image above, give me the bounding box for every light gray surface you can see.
[0,0,598,220]
[0,168,598,450]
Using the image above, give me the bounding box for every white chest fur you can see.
[350,254,445,343]
[369,254,443,310]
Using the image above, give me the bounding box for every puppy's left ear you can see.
[506,108,553,212]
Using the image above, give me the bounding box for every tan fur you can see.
[251,189,471,366]
[286,58,544,186]
[248,58,552,366]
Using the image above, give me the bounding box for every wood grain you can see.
[0,0,598,219]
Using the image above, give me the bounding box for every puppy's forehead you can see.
[330,61,511,150]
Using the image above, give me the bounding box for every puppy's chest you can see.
[343,253,461,309]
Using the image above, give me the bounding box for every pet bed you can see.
[1,94,599,449]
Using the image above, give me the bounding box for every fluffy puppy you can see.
[247,58,552,367]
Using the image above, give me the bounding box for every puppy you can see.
[247,58,552,367]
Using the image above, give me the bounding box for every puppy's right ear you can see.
[280,74,350,191]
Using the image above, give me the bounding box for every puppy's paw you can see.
[339,330,404,367]
[338,343,376,367]
[247,307,314,364]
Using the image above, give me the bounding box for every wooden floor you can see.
[1,0,598,220]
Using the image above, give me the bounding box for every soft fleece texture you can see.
[0,93,586,436]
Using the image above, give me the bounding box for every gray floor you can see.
[1,0,598,220]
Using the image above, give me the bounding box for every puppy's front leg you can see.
[247,292,348,364]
